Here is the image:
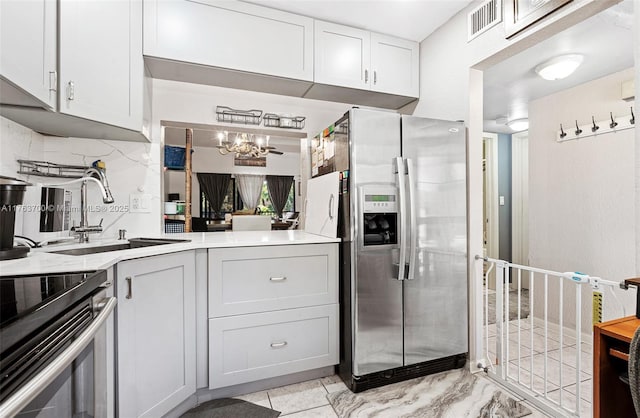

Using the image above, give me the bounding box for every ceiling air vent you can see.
[468,0,502,42]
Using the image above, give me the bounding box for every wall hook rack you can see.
[557,111,636,142]
[575,120,582,136]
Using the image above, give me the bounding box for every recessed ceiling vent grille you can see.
[468,0,502,42]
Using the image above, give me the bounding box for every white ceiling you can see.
[240,0,474,42]
[483,0,634,134]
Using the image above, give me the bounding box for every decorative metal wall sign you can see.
[234,155,267,167]
[504,0,572,38]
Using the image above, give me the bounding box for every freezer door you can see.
[401,116,468,365]
[350,108,404,376]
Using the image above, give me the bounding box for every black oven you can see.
[0,270,116,417]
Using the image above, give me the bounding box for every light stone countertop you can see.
[0,230,340,276]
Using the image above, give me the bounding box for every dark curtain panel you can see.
[197,173,231,217]
[266,175,294,217]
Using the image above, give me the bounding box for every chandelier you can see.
[216,132,270,158]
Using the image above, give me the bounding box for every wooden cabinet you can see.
[370,33,419,97]
[0,0,57,109]
[314,21,419,98]
[144,0,313,82]
[314,21,370,90]
[208,243,339,389]
[59,0,144,131]
[116,251,196,418]
[0,0,149,142]
[593,316,640,418]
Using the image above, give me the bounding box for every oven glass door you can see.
[11,289,114,418]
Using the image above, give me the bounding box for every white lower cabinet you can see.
[116,251,196,418]
[209,305,338,389]
[208,243,339,389]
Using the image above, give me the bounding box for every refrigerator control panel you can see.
[362,188,398,213]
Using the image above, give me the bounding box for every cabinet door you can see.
[314,21,370,90]
[304,171,340,238]
[370,33,419,98]
[144,0,313,82]
[59,0,143,131]
[116,251,196,418]
[0,0,56,108]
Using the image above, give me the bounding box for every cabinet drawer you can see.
[209,304,338,389]
[209,244,338,316]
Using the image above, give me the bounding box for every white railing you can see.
[476,256,623,417]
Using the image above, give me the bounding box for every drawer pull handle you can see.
[270,341,288,348]
[270,276,287,282]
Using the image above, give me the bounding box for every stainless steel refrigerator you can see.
[312,108,467,392]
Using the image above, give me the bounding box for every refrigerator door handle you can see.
[406,158,418,280]
[394,156,407,281]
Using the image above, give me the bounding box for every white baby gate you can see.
[476,255,624,417]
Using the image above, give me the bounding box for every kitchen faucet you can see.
[71,166,115,242]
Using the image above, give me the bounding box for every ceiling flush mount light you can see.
[507,118,529,132]
[535,54,584,81]
[216,132,271,158]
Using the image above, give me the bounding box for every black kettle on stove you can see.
[0,176,31,260]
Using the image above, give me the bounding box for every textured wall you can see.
[528,67,636,327]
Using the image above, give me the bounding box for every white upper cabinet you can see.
[370,33,419,98]
[314,21,419,98]
[144,0,313,82]
[59,0,143,131]
[0,0,57,108]
[314,21,370,90]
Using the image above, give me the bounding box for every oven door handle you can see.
[0,297,117,418]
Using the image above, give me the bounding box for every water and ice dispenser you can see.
[361,186,398,247]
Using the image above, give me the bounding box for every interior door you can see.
[401,116,468,366]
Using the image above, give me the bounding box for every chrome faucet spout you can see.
[84,167,114,204]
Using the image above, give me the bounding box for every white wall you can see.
[528,67,636,327]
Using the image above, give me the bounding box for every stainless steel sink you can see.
[50,237,190,256]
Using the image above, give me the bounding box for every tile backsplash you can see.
[1,116,162,243]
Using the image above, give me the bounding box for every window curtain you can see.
[266,175,294,218]
[236,174,265,210]
[196,173,231,217]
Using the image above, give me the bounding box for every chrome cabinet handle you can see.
[374,70,377,85]
[269,276,287,282]
[125,276,132,299]
[49,71,57,92]
[270,341,288,348]
[364,69,369,83]
[328,194,335,220]
[67,81,74,101]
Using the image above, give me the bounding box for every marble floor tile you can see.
[506,363,560,395]
[282,405,339,417]
[327,368,531,418]
[268,379,329,415]
[547,346,593,376]
[510,331,562,352]
[234,390,272,408]
[532,327,577,345]
[511,353,589,387]
[320,375,349,394]
[544,387,592,417]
